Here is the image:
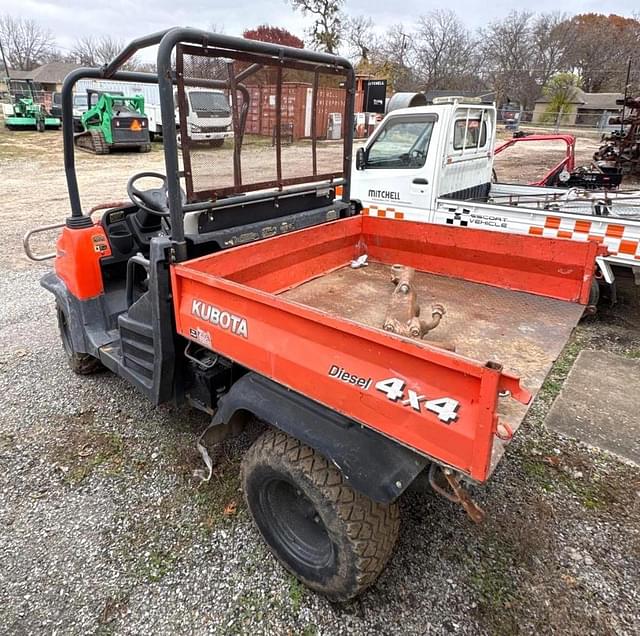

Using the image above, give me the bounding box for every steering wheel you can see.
[126,172,185,217]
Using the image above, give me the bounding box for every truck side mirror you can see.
[356,147,367,171]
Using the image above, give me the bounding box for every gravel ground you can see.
[1,126,640,635]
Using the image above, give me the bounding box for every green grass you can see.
[464,537,521,635]
[139,548,179,582]
[288,575,306,613]
[192,455,243,531]
[55,424,125,486]
[536,338,582,405]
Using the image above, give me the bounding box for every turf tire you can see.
[241,429,400,601]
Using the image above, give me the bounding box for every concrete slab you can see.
[546,350,640,465]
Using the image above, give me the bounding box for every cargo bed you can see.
[171,216,600,482]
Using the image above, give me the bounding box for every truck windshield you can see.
[366,117,435,169]
[73,95,88,110]
[188,91,231,116]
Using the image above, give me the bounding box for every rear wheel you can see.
[241,429,400,601]
[56,303,102,375]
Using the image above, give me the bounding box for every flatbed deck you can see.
[172,216,600,481]
[283,262,584,472]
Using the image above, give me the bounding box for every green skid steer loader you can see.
[74,90,151,154]
[2,79,61,131]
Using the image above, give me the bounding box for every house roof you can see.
[579,91,624,110]
[29,62,83,84]
[5,69,31,80]
[536,88,623,110]
[6,62,82,85]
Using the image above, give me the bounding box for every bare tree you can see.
[373,25,417,91]
[71,35,140,70]
[344,15,375,63]
[0,14,55,71]
[413,10,478,92]
[480,11,540,109]
[531,13,573,88]
[290,0,344,54]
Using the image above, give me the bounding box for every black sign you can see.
[363,79,387,114]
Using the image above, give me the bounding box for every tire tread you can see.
[243,428,399,596]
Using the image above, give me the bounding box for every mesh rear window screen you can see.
[177,44,349,202]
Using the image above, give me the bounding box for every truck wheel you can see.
[589,278,600,306]
[241,429,400,601]
[56,303,103,375]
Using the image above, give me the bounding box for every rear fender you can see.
[212,372,429,503]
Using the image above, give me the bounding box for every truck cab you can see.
[179,87,233,147]
[352,99,496,218]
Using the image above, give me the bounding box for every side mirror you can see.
[356,147,367,171]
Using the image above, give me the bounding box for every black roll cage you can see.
[61,27,356,262]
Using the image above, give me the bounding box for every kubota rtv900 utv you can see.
[25,28,601,600]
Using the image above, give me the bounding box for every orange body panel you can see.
[170,217,600,482]
[55,224,111,300]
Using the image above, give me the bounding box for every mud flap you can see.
[200,372,430,503]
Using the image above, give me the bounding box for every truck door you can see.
[352,114,437,219]
[437,107,495,199]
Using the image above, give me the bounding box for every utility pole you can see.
[399,32,409,67]
[620,58,632,136]
[0,36,10,79]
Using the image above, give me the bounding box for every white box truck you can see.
[74,80,233,146]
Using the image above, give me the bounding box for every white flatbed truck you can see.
[350,98,640,287]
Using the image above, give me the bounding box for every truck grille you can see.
[197,125,229,133]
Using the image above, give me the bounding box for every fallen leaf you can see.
[223,501,237,517]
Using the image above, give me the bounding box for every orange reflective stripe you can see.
[394,212,404,220]
[574,220,591,233]
[529,227,544,236]
[557,230,573,239]
[588,235,604,243]
[606,224,625,238]
[545,216,561,229]
[618,240,638,255]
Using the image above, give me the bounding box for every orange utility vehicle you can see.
[26,29,601,600]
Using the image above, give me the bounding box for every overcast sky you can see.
[2,0,638,60]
